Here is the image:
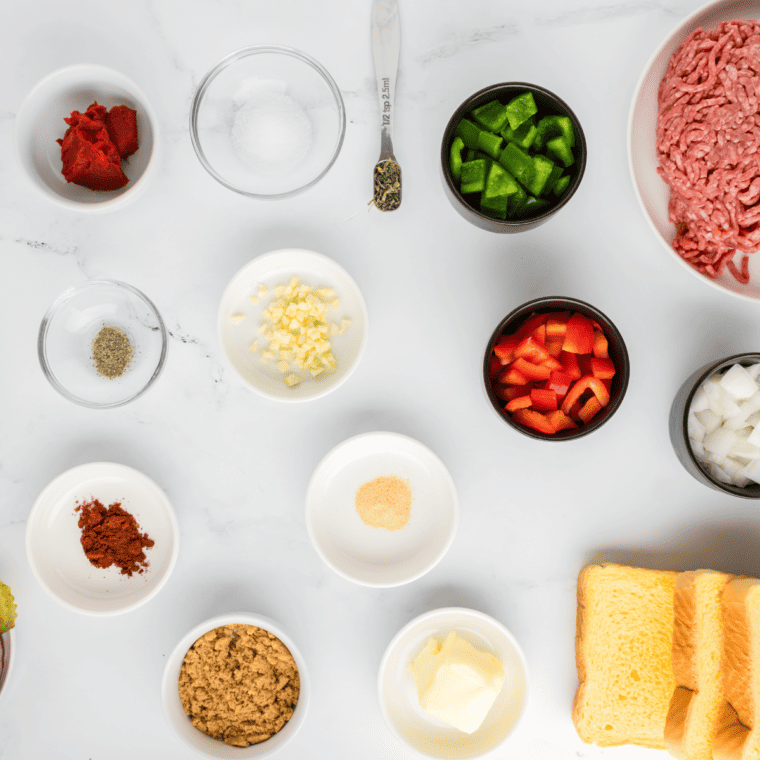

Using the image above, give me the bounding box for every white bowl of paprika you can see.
[25,462,179,615]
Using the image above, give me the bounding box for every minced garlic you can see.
[257,276,349,387]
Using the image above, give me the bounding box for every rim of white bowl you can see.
[161,612,309,758]
[305,431,460,587]
[217,249,368,402]
[13,63,160,213]
[626,0,760,304]
[189,45,346,199]
[377,606,530,759]
[25,462,180,616]
[37,279,168,409]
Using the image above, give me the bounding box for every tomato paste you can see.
[57,102,138,192]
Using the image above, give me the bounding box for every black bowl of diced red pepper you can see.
[484,297,630,440]
[441,83,587,233]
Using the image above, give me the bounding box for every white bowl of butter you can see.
[378,607,529,759]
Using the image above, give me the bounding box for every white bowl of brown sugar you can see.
[305,432,459,587]
[161,612,309,759]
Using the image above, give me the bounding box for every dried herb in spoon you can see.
[371,160,401,212]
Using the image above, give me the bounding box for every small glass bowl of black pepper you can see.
[38,280,167,408]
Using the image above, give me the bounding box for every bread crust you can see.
[573,563,677,748]
[665,570,734,760]
[713,578,760,760]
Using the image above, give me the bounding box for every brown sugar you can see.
[178,624,300,747]
[355,475,412,531]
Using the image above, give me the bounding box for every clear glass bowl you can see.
[190,45,346,199]
[38,280,167,408]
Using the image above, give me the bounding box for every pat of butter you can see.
[410,631,505,734]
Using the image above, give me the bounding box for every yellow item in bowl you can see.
[0,582,16,634]
[410,631,505,734]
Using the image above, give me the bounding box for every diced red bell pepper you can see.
[532,324,546,343]
[559,351,581,380]
[496,384,533,401]
[560,375,610,415]
[513,313,548,343]
[514,336,551,363]
[512,408,555,435]
[546,370,573,400]
[493,336,518,364]
[505,394,533,412]
[562,313,594,354]
[578,396,603,423]
[542,355,562,371]
[498,367,530,385]
[546,311,571,337]
[593,329,609,359]
[489,355,503,377]
[530,388,558,411]
[546,409,578,432]
[545,337,564,357]
[511,357,551,381]
[590,357,616,380]
[578,354,593,377]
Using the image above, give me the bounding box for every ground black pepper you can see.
[92,325,133,379]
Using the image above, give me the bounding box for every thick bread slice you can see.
[664,570,735,760]
[573,563,678,748]
[713,578,760,760]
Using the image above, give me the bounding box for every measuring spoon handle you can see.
[372,0,400,160]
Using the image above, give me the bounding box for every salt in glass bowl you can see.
[38,280,167,408]
[190,45,346,199]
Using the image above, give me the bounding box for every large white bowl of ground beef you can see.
[630,0,760,301]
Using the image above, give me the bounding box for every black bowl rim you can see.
[441,82,588,228]
[681,352,760,498]
[483,296,630,441]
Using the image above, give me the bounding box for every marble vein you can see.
[416,24,519,65]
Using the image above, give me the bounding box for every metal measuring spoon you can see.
[371,0,401,211]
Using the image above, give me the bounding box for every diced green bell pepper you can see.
[543,165,564,197]
[483,162,519,201]
[471,99,510,133]
[477,130,503,160]
[518,195,550,217]
[460,159,488,194]
[534,115,575,151]
[525,154,555,196]
[509,185,529,216]
[499,143,534,191]
[465,148,476,161]
[481,163,519,220]
[455,119,482,150]
[546,136,575,168]
[552,174,571,196]
[505,92,537,131]
[501,118,537,150]
[449,137,465,182]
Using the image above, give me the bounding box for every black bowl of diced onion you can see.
[440,83,587,233]
[670,353,760,498]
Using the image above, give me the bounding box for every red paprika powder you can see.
[76,499,154,576]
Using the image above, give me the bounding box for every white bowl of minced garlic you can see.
[218,248,368,402]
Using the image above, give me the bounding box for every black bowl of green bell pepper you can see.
[441,83,587,232]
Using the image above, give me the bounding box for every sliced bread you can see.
[664,569,735,760]
[573,563,678,748]
[713,578,760,760]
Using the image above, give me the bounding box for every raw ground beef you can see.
[657,20,760,283]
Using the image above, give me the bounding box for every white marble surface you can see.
[1,0,759,758]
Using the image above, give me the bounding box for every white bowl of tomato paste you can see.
[14,64,159,212]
